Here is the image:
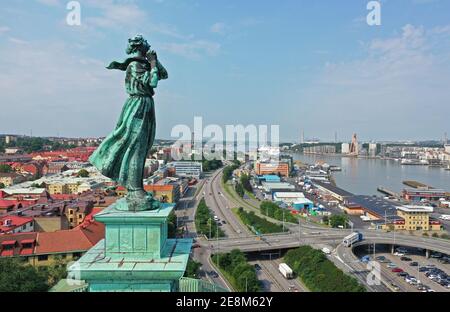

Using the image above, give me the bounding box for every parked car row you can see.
[422,266,450,289]
[395,271,435,292]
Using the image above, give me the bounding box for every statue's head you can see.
[126,34,150,55]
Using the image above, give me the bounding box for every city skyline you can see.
[1,0,450,142]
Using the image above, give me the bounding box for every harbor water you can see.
[292,153,450,196]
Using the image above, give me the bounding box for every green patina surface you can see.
[68,202,192,292]
[89,35,168,212]
[65,36,199,292]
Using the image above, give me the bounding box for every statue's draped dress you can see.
[89,58,165,192]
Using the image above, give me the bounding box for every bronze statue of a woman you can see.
[89,35,168,212]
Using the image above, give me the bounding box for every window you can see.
[38,255,48,261]
[72,252,82,260]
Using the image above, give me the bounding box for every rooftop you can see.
[397,205,434,213]
[273,192,305,198]
[314,181,354,197]
[262,182,296,190]
[347,195,399,218]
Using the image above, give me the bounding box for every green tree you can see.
[194,199,224,238]
[213,249,261,292]
[329,214,349,228]
[222,164,239,183]
[0,182,5,189]
[240,174,253,193]
[167,210,177,238]
[284,246,365,292]
[0,258,49,292]
[184,258,201,278]
[77,169,89,178]
[0,164,13,173]
[235,182,245,198]
[37,256,69,287]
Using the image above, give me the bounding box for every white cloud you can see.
[0,26,10,34]
[210,22,227,35]
[36,0,60,6]
[160,40,221,59]
[295,24,450,140]
[0,39,125,137]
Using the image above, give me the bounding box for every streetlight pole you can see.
[217,224,220,265]
[209,218,212,239]
[283,209,285,232]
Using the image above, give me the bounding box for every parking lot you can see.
[358,247,450,292]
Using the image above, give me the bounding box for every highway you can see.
[179,167,450,292]
[203,168,250,238]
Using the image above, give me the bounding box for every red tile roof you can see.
[1,240,16,245]
[35,220,104,254]
[0,220,104,257]
[0,233,37,257]
[0,215,33,234]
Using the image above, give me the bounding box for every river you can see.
[291,153,450,196]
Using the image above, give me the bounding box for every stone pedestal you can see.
[68,198,192,292]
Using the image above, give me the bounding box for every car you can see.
[394,252,405,257]
[210,271,219,278]
[390,284,400,291]
[398,272,408,277]
[376,256,386,261]
[409,262,419,267]
[254,264,262,271]
[419,267,429,272]
[392,268,404,273]
[401,256,412,262]
[387,263,397,268]
[222,220,227,224]
[431,252,443,259]
[360,256,371,263]
[192,243,201,249]
[396,248,408,254]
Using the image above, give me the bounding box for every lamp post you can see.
[209,217,212,239]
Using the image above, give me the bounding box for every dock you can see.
[377,186,399,198]
[403,180,434,189]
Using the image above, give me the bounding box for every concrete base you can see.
[68,199,192,292]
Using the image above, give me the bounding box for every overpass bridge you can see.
[203,230,450,256]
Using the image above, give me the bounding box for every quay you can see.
[377,186,399,198]
[403,180,434,189]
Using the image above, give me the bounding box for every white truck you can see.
[343,232,363,247]
[279,263,294,279]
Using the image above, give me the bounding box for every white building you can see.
[341,143,350,154]
[369,143,378,157]
[273,192,305,204]
[168,161,203,178]
[445,144,450,154]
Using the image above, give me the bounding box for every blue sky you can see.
[0,0,449,142]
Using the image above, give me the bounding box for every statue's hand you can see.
[146,50,158,62]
